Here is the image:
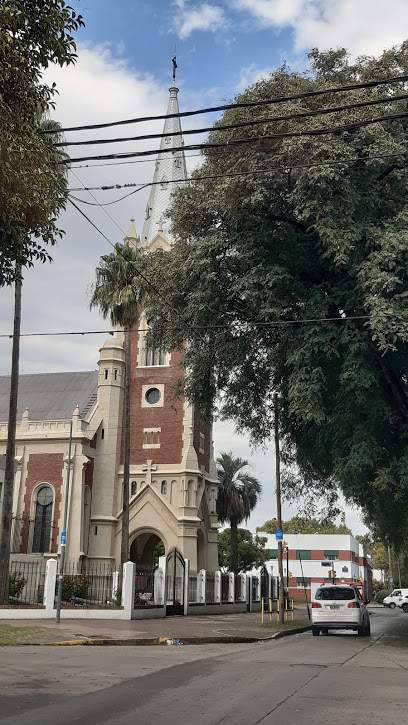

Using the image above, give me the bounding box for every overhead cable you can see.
[59,110,408,165]
[41,73,408,134]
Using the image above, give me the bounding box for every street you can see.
[1,608,408,724]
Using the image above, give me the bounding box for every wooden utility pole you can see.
[273,392,285,624]
[0,268,22,602]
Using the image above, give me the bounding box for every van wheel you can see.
[312,627,320,637]
[402,603,408,614]
[389,602,396,609]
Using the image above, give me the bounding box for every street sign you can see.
[60,530,66,545]
[275,528,284,541]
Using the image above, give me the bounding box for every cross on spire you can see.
[172,55,177,82]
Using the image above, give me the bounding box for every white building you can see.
[258,532,372,601]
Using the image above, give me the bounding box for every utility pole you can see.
[0,268,22,603]
[388,545,394,588]
[273,392,285,624]
[55,420,73,623]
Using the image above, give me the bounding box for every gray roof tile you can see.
[0,371,98,422]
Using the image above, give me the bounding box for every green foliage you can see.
[143,44,408,547]
[218,528,266,571]
[257,515,351,535]
[90,243,146,328]
[0,1,84,284]
[8,572,26,600]
[374,588,390,604]
[61,574,89,602]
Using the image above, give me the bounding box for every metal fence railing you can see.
[206,572,215,604]
[56,561,121,609]
[188,572,198,603]
[0,559,46,606]
[134,567,160,608]
[251,576,260,602]
[221,573,229,603]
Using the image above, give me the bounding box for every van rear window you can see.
[315,587,355,601]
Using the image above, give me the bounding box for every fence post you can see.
[199,569,206,604]
[121,561,135,618]
[215,570,221,604]
[112,570,119,601]
[229,572,235,603]
[44,558,57,614]
[183,558,189,616]
[247,573,252,612]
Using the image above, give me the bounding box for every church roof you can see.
[141,81,187,246]
[0,371,98,422]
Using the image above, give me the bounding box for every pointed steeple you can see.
[141,59,187,246]
[124,218,140,248]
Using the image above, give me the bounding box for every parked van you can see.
[383,589,408,608]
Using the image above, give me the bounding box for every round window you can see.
[145,387,161,405]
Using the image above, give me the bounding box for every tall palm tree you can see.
[216,452,262,574]
[90,243,144,566]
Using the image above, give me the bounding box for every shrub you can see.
[61,574,89,602]
[374,588,390,604]
[8,572,26,600]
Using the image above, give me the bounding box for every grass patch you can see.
[0,624,66,645]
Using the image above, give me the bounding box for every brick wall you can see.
[21,452,64,553]
[127,331,185,465]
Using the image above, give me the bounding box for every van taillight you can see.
[312,602,321,608]
[347,601,360,608]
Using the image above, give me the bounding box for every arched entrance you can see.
[129,531,165,568]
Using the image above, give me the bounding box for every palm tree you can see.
[90,243,144,566]
[216,452,262,574]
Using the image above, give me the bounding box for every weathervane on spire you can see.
[172,55,177,82]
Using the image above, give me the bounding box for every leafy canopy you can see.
[0,1,84,285]
[216,452,262,527]
[257,515,351,535]
[218,528,266,571]
[143,44,408,547]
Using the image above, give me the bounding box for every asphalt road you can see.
[1,608,408,724]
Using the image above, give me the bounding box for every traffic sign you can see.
[60,531,66,545]
[275,528,284,541]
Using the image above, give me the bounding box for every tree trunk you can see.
[120,326,131,566]
[230,519,239,575]
[0,268,22,602]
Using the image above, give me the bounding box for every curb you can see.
[38,625,311,647]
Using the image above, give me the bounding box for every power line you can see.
[0,316,373,339]
[67,151,408,206]
[54,93,408,148]
[60,110,408,166]
[69,167,126,238]
[69,151,206,170]
[41,73,408,134]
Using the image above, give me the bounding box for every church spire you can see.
[141,57,187,246]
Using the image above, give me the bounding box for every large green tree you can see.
[216,452,262,574]
[143,44,408,547]
[257,515,351,535]
[90,243,146,566]
[0,0,84,285]
[218,528,266,572]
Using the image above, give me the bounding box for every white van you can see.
[383,589,408,608]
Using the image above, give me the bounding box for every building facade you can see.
[259,533,372,601]
[0,78,219,572]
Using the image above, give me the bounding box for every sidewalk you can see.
[0,611,310,645]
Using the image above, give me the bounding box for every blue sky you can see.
[2,0,408,533]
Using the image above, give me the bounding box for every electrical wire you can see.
[67,151,407,206]
[0,316,373,339]
[54,93,408,148]
[41,73,408,134]
[60,110,408,166]
[69,167,126,238]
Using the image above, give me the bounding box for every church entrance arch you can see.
[129,531,165,568]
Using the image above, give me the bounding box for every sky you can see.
[3,0,408,534]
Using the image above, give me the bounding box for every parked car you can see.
[397,596,408,613]
[383,589,408,609]
[311,584,371,637]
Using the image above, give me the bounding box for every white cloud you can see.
[175,1,226,38]
[234,0,408,57]
[237,62,273,91]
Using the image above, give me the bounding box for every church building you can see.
[0,75,219,572]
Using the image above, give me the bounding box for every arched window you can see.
[32,485,53,553]
[144,339,166,366]
[131,480,137,496]
[161,480,167,495]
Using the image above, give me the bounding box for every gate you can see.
[260,566,269,600]
[165,549,185,616]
